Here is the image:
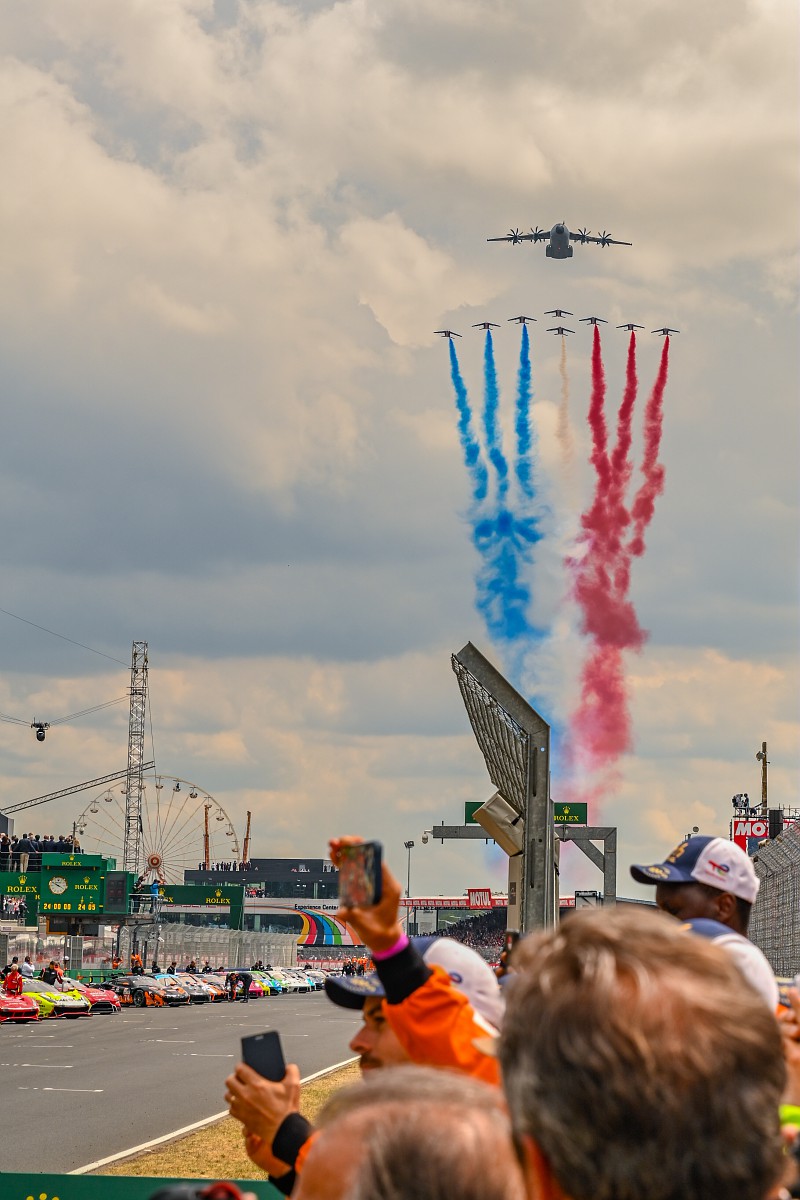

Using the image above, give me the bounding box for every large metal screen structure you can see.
[750,822,800,976]
[451,642,555,931]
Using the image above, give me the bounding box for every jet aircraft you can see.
[472,322,500,330]
[544,308,573,318]
[547,326,574,336]
[434,330,462,338]
[488,222,631,259]
[508,315,536,324]
[652,327,679,336]
[579,316,607,325]
[617,323,644,331]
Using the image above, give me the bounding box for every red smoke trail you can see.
[568,332,669,788]
[587,325,611,494]
[629,336,670,557]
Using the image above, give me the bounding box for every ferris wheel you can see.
[74,775,241,883]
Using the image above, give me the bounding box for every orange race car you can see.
[110,974,190,1008]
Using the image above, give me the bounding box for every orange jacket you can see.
[383,964,501,1086]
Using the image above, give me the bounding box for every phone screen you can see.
[241,1031,286,1082]
[337,842,383,907]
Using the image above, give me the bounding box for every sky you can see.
[0,0,797,902]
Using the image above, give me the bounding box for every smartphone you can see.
[504,930,520,958]
[241,1031,286,1082]
[337,841,383,907]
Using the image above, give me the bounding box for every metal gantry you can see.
[451,642,554,933]
[123,641,149,876]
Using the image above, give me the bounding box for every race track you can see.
[0,992,362,1172]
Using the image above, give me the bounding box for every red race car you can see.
[0,991,40,1023]
[62,976,121,1014]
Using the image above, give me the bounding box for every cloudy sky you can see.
[0,0,797,901]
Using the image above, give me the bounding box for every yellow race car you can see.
[23,978,92,1018]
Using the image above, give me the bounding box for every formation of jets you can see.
[436,316,678,338]
[487,222,632,259]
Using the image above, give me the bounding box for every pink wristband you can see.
[371,932,410,962]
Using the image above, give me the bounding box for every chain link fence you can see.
[750,822,800,977]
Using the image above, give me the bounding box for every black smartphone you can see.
[241,1031,286,1082]
[337,841,383,907]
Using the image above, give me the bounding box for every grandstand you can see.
[750,820,800,976]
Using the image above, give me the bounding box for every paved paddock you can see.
[0,992,362,1172]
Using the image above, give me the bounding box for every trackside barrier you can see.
[0,1175,281,1199]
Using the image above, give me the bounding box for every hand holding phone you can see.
[337,841,383,908]
[241,1031,286,1082]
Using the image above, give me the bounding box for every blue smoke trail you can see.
[449,339,488,503]
[514,323,535,499]
[482,331,509,501]
[445,333,544,653]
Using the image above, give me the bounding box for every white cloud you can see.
[0,0,797,899]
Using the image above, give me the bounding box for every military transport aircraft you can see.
[488,222,631,259]
[652,327,679,336]
[434,330,462,338]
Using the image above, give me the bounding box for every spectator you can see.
[630,834,778,1007]
[167,960,177,975]
[2,964,23,996]
[17,833,33,872]
[293,1066,524,1200]
[20,956,35,978]
[2,956,20,978]
[500,907,785,1200]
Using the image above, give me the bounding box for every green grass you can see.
[99,1062,361,1179]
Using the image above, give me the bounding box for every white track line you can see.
[69,1056,358,1175]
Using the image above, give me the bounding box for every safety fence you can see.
[750,821,800,977]
[3,926,297,973]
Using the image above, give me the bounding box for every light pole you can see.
[404,841,415,897]
[404,840,415,935]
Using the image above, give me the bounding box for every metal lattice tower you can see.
[123,641,149,875]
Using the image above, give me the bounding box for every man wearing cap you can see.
[630,834,778,1008]
[226,866,504,1193]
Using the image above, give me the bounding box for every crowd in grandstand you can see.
[0,833,82,873]
[196,860,254,872]
[220,832,800,1200]
[439,907,506,956]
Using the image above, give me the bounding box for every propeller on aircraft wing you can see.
[576,227,591,243]
[598,230,612,246]
[530,226,546,240]
[508,228,523,243]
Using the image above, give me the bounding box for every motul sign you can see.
[467,888,492,909]
[731,818,768,854]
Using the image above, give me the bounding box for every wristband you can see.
[372,932,409,961]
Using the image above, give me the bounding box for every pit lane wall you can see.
[1,1175,280,1199]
